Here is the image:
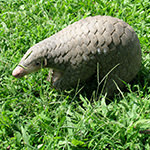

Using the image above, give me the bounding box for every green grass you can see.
[0,0,150,149]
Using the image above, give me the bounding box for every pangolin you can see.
[12,16,141,97]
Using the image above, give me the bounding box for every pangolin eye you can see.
[35,62,41,66]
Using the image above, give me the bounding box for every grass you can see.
[0,0,150,149]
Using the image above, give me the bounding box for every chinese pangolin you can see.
[12,16,141,97]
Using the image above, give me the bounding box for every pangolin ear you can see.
[44,58,47,67]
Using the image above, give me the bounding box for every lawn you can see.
[0,0,150,149]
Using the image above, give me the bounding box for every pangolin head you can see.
[12,46,47,78]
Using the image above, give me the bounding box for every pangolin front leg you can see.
[47,69,63,85]
[48,65,96,90]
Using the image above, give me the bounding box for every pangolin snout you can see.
[12,66,26,78]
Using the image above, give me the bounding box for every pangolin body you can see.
[12,16,141,97]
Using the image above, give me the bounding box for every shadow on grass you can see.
[71,63,150,103]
